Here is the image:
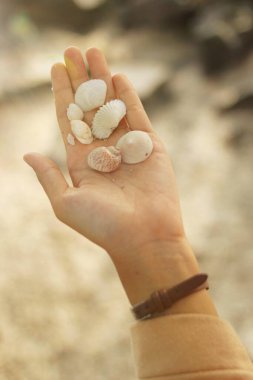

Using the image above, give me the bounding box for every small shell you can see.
[116,131,153,164]
[67,133,75,146]
[87,146,121,172]
[71,120,93,144]
[67,103,84,120]
[92,99,126,139]
[75,79,107,112]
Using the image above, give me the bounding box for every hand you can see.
[24,47,185,257]
[25,47,215,309]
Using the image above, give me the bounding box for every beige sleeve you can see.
[131,314,253,380]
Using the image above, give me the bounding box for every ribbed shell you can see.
[71,120,93,144]
[87,146,121,172]
[75,79,107,112]
[116,131,153,164]
[92,99,126,139]
[67,103,84,121]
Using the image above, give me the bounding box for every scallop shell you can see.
[67,133,75,146]
[116,130,153,164]
[92,99,126,139]
[71,120,93,144]
[87,146,121,172]
[75,79,107,112]
[67,103,84,121]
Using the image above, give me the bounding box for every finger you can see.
[51,63,74,144]
[113,74,153,132]
[24,153,69,216]
[64,46,89,92]
[86,47,114,101]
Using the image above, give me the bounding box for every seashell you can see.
[116,130,153,164]
[67,103,84,121]
[92,99,126,139]
[67,133,75,146]
[71,120,93,144]
[87,146,121,172]
[75,79,107,112]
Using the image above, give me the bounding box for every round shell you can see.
[87,146,121,172]
[92,99,126,139]
[116,131,153,164]
[71,120,93,144]
[75,79,107,112]
[67,103,84,120]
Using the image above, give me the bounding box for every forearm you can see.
[113,239,253,379]
[110,238,218,316]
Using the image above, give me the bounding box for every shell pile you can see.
[66,78,153,172]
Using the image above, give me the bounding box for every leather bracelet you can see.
[131,273,209,320]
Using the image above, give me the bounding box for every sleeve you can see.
[130,314,253,380]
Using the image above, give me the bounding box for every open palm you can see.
[24,47,185,259]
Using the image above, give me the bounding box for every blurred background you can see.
[0,0,253,378]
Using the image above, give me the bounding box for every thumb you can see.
[24,152,69,212]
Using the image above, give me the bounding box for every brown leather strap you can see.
[132,273,209,320]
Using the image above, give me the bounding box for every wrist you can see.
[110,238,218,316]
[111,238,199,304]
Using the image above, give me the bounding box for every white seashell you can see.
[75,79,107,112]
[92,99,126,139]
[67,133,75,146]
[71,120,93,144]
[87,146,121,172]
[116,131,153,164]
[67,103,84,120]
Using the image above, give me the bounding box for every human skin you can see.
[24,47,217,315]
